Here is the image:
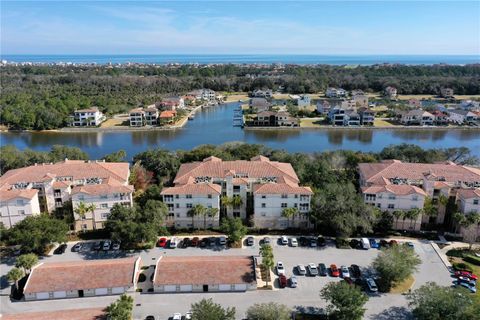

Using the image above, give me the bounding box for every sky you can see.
[1,0,479,55]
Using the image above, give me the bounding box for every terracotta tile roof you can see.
[457,188,480,199]
[0,161,130,191]
[52,180,71,189]
[253,183,313,195]
[2,308,106,320]
[74,107,100,113]
[233,178,249,185]
[23,257,140,294]
[358,160,480,186]
[0,189,38,201]
[159,110,177,118]
[361,184,427,196]
[71,184,134,196]
[153,256,255,286]
[129,108,144,114]
[161,183,221,195]
[173,156,299,185]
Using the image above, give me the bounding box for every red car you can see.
[330,264,340,277]
[455,270,478,281]
[279,274,287,288]
[157,237,168,247]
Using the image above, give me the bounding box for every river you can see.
[1,103,479,159]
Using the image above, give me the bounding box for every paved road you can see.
[0,236,454,320]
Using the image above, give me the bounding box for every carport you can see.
[153,256,257,293]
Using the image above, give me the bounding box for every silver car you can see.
[290,276,298,288]
[366,278,378,292]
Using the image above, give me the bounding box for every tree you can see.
[392,210,404,229]
[105,294,134,320]
[6,214,68,254]
[16,253,38,274]
[320,281,368,320]
[407,282,477,320]
[259,244,274,287]
[405,208,423,230]
[372,244,421,291]
[102,150,127,162]
[220,217,247,244]
[423,196,438,217]
[129,161,153,191]
[281,207,299,228]
[246,302,291,320]
[204,207,219,230]
[74,201,96,221]
[461,212,480,250]
[132,149,180,184]
[187,204,206,229]
[7,268,24,291]
[190,298,236,320]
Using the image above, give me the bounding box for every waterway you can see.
[1,103,479,159]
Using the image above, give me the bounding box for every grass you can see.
[390,275,415,294]
[223,92,249,102]
[449,256,480,300]
[100,116,129,127]
[300,118,324,128]
[374,118,396,127]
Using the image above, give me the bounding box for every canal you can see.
[1,103,479,159]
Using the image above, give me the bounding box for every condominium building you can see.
[129,108,145,127]
[144,106,159,126]
[0,160,134,231]
[70,107,106,127]
[161,156,313,229]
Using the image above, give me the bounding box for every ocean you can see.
[1,54,479,65]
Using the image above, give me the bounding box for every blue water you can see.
[2,54,479,65]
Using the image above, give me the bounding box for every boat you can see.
[188,115,195,120]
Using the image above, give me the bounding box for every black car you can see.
[318,263,328,276]
[209,237,217,246]
[145,316,155,320]
[92,241,102,251]
[200,238,208,248]
[298,236,308,247]
[182,238,191,248]
[350,264,361,278]
[317,236,326,246]
[350,239,361,249]
[54,243,67,254]
[379,239,390,248]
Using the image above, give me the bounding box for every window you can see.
[261,203,266,208]
[261,212,266,216]
[176,204,179,208]
[101,203,108,209]
[207,194,212,199]
[101,213,109,219]
[388,204,395,209]
[281,194,288,199]
[377,203,381,208]
[164,195,174,202]
[175,195,179,199]
[388,195,396,200]
[281,203,287,208]
[261,195,266,199]
[294,203,298,208]
[186,194,192,199]
[474,199,479,205]
[100,194,108,199]
[176,213,180,218]
[16,199,24,206]
[186,203,193,209]
[365,194,376,201]
[82,224,88,229]
[233,212,241,218]
[18,210,25,215]
[412,195,418,201]
[233,186,240,192]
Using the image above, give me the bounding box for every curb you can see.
[430,242,452,271]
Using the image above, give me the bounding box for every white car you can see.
[297,264,307,275]
[170,237,178,248]
[172,313,182,320]
[290,276,298,288]
[280,236,288,245]
[366,278,378,292]
[184,312,193,320]
[102,240,111,250]
[290,238,298,247]
[276,261,285,275]
[340,265,350,278]
[307,263,318,276]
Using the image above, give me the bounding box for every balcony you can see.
[54,192,62,198]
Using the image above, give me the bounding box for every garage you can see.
[95,288,108,295]
[111,287,125,294]
[164,285,177,292]
[233,284,247,291]
[53,291,67,298]
[219,284,231,291]
[36,292,50,300]
[180,285,192,292]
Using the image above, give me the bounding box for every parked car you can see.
[406,242,414,248]
[350,264,361,278]
[209,237,217,246]
[366,278,378,292]
[379,239,390,248]
[456,281,477,293]
[92,241,102,251]
[181,238,191,248]
[280,236,288,245]
[219,236,227,246]
[72,242,82,252]
[262,237,271,245]
[200,238,208,248]
[276,261,285,275]
[317,236,326,246]
[184,312,192,320]
[290,238,298,247]
[389,239,398,246]
[191,237,200,247]
[330,264,340,277]
[290,275,298,288]
[350,239,361,249]
[310,238,317,247]
[279,274,287,288]
[457,276,476,286]
[297,264,307,275]
[172,313,182,320]
[298,236,308,247]
[157,237,168,247]
[54,243,67,255]
[318,263,328,276]
[455,271,478,281]
[307,263,318,276]
[169,237,178,248]
[145,316,155,320]
[369,238,379,248]
[246,236,255,246]
[340,265,350,278]
[112,241,121,250]
[102,240,112,251]
[361,238,370,250]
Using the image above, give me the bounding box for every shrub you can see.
[446,248,470,258]
[452,262,473,272]
[463,255,480,266]
[335,237,349,249]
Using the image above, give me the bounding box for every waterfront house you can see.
[144,105,159,126]
[188,89,216,102]
[159,110,177,125]
[431,110,449,125]
[160,156,313,229]
[440,87,454,98]
[296,95,311,109]
[384,86,398,99]
[408,99,422,108]
[316,100,331,115]
[352,93,369,108]
[0,160,134,231]
[325,87,347,98]
[70,107,105,127]
[327,107,362,126]
[252,111,298,127]
[448,109,478,126]
[129,108,145,127]
[250,98,271,112]
[251,89,273,98]
[161,96,185,110]
[358,107,375,125]
[400,109,435,126]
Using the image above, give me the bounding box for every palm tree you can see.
[74,201,96,227]
[282,207,299,228]
[259,244,274,287]
[231,195,243,209]
[204,207,219,230]
[392,210,404,230]
[406,208,423,230]
[7,267,24,292]
[452,212,466,234]
[188,204,206,229]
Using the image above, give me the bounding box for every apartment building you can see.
[70,107,105,127]
[129,108,145,127]
[160,156,313,229]
[144,106,159,126]
[0,160,134,231]
[359,160,480,236]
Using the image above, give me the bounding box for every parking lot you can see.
[0,235,453,320]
